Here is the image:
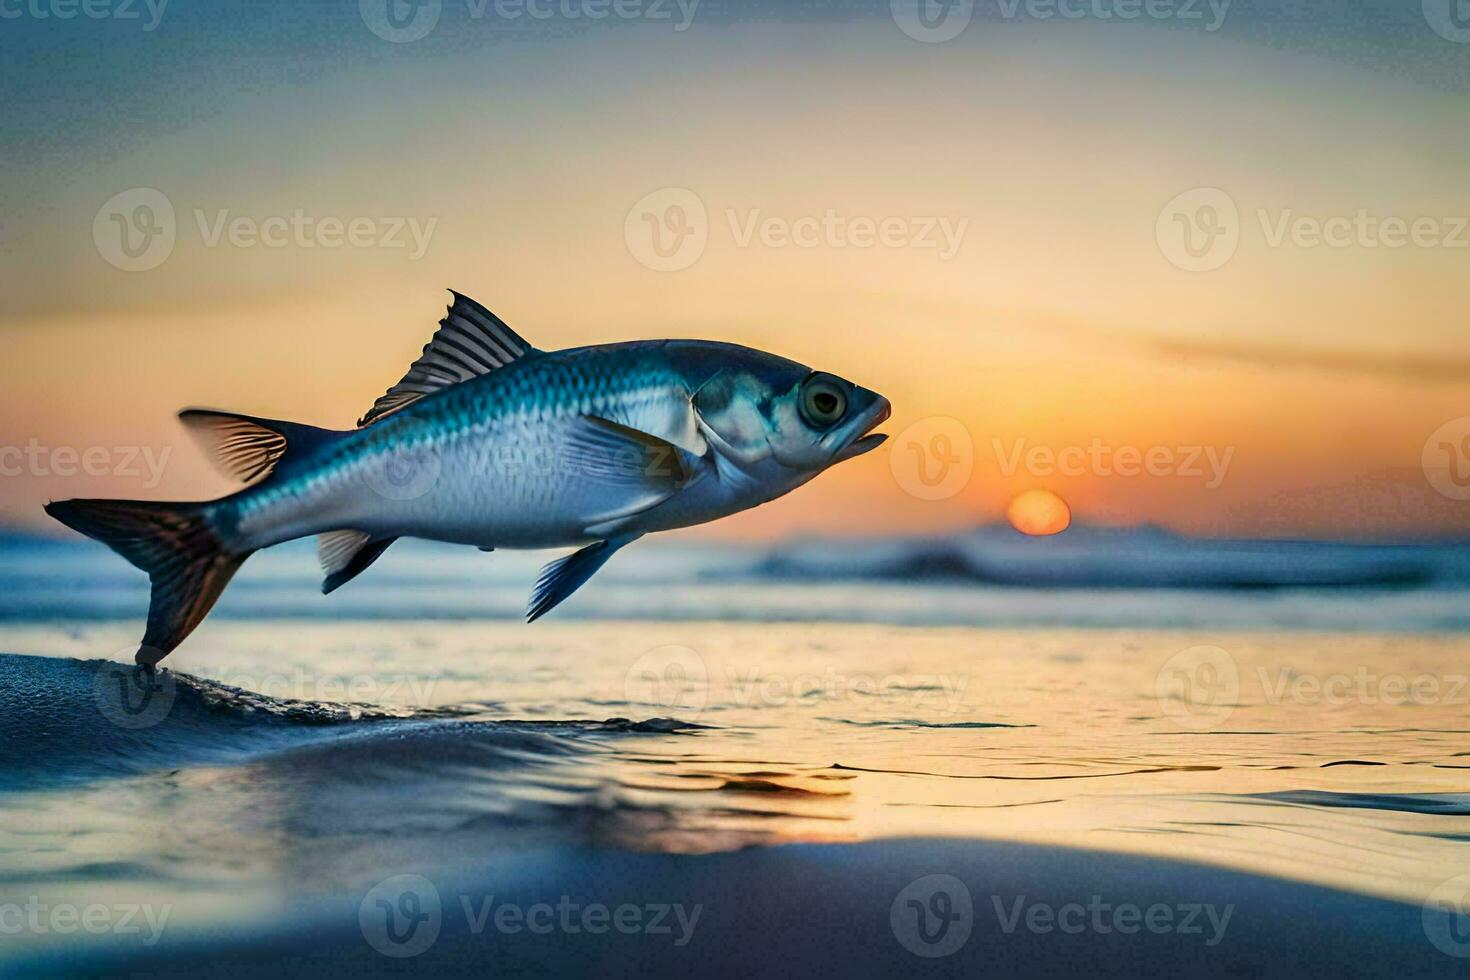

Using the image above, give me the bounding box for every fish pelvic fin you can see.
[526,536,638,623]
[179,409,340,484]
[44,498,253,667]
[358,290,541,427]
[319,531,398,594]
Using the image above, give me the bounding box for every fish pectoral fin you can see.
[563,415,705,497]
[318,530,398,594]
[359,291,540,427]
[526,536,636,623]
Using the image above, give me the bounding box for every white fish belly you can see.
[282,417,650,549]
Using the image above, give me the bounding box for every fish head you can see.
[692,350,890,481]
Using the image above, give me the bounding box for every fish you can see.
[45,291,891,666]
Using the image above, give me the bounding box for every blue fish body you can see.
[46,293,890,665]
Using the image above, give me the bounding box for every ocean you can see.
[2,528,1469,976]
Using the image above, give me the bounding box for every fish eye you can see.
[799,374,848,428]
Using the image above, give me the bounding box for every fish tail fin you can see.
[44,498,253,666]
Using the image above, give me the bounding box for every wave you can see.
[0,653,701,793]
[756,523,1470,589]
[3,528,1468,631]
[1241,790,1470,815]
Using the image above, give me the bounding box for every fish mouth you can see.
[835,399,891,462]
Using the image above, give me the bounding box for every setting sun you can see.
[1007,489,1072,537]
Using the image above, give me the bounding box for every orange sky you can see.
[2,17,1467,541]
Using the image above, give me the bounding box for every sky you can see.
[2,0,1468,541]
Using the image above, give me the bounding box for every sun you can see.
[1006,489,1072,536]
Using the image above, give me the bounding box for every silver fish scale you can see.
[225,344,699,552]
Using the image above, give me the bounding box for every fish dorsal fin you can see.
[358,291,539,427]
[179,409,335,484]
